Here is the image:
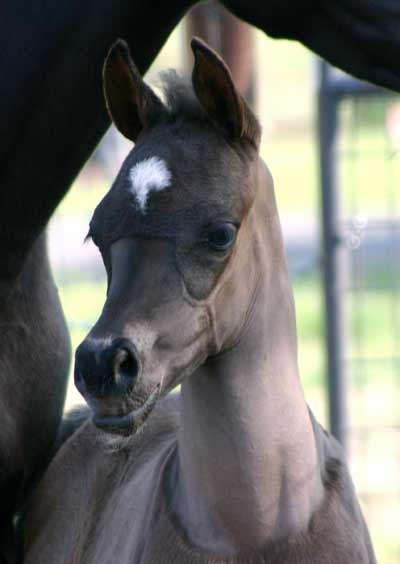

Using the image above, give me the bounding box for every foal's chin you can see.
[90,384,160,437]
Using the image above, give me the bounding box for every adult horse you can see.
[23,38,376,563]
[1,0,398,559]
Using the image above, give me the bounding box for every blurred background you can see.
[48,3,400,562]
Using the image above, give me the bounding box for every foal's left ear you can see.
[191,37,261,150]
[103,39,165,142]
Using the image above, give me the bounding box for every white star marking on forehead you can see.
[128,156,172,212]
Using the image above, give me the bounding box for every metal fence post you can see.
[317,62,348,449]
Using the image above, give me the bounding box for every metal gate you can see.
[318,62,400,563]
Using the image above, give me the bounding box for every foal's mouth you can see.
[92,385,160,435]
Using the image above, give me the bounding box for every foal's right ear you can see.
[103,40,165,142]
[191,37,261,150]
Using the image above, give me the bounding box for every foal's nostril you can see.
[112,345,140,391]
[74,338,140,398]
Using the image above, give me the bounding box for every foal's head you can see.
[75,38,267,435]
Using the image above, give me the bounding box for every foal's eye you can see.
[207,223,238,252]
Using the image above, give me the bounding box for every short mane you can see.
[157,70,261,149]
[158,70,205,124]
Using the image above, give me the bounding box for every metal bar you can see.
[317,61,348,448]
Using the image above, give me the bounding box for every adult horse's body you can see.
[23,39,376,563]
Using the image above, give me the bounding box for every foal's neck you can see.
[175,167,323,554]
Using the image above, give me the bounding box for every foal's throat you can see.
[175,281,323,553]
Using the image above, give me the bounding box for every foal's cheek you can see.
[175,251,227,301]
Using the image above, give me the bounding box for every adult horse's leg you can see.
[0,233,70,561]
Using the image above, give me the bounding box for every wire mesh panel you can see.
[319,66,400,563]
[341,95,400,563]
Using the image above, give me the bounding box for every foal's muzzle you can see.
[74,337,141,398]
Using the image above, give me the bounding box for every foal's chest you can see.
[83,443,372,564]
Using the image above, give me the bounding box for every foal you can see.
[23,39,376,563]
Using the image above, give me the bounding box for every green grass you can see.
[61,280,106,329]
[59,279,107,408]
[261,132,318,212]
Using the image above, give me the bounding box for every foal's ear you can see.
[103,39,165,141]
[191,37,260,150]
